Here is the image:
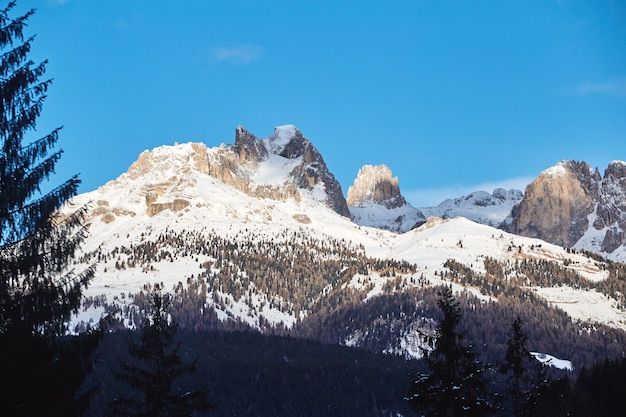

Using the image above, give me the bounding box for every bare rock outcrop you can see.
[234,125,268,163]
[285,134,350,217]
[347,164,425,232]
[503,161,597,247]
[503,160,626,255]
[147,198,190,217]
[347,164,407,209]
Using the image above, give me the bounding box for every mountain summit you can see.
[235,125,350,217]
[503,160,626,260]
[347,164,426,232]
[86,125,350,223]
[347,164,407,209]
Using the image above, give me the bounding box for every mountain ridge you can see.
[63,126,626,368]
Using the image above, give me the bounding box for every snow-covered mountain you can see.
[420,188,523,227]
[345,166,522,232]
[347,158,626,263]
[65,126,626,364]
[503,160,626,262]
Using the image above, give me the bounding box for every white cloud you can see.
[210,45,264,65]
[404,176,534,208]
[575,77,626,97]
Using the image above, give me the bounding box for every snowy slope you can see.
[65,132,626,338]
[572,201,626,263]
[420,188,523,227]
[349,201,425,233]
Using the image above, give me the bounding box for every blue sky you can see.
[15,0,626,206]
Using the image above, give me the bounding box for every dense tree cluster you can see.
[407,288,626,417]
[82,327,415,417]
[79,227,416,330]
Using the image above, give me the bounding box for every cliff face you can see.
[271,126,350,217]
[347,165,407,209]
[502,160,626,257]
[595,161,626,253]
[347,164,425,232]
[234,125,268,163]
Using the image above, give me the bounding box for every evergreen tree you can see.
[0,2,98,415]
[108,284,215,416]
[499,316,539,417]
[407,285,491,417]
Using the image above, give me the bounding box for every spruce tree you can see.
[407,285,491,417]
[0,2,98,415]
[499,316,536,417]
[499,317,561,417]
[108,284,215,416]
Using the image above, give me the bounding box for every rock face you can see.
[268,126,350,217]
[347,164,425,232]
[593,161,626,253]
[234,125,268,163]
[347,165,407,209]
[215,125,350,217]
[503,160,626,258]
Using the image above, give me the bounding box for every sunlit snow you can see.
[66,140,626,338]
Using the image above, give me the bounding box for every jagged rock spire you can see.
[234,126,268,162]
[347,164,407,209]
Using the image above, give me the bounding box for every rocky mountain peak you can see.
[593,160,626,253]
[346,164,407,209]
[503,159,626,259]
[605,160,626,182]
[347,165,425,233]
[268,125,350,217]
[234,125,268,162]
[265,125,305,157]
[225,125,350,217]
[503,160,596,248]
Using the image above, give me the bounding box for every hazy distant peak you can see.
[420,188,523,228]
